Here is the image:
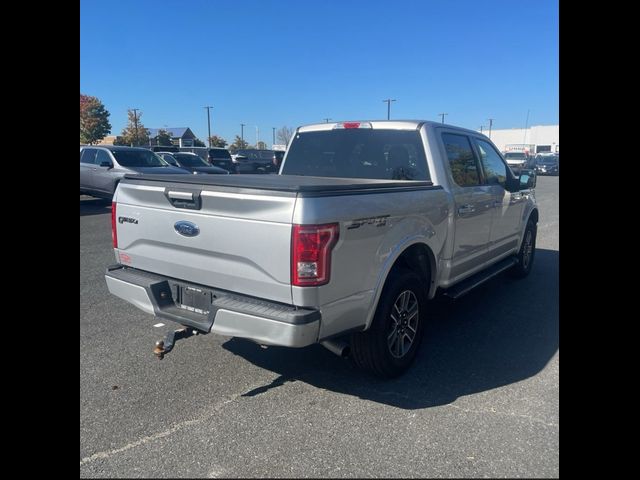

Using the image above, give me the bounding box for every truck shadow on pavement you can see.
[80,196,112,216]
[223,248,558,410]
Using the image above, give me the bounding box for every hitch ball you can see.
[153,340,165,359]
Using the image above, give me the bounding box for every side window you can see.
[95,150,112,166]
[474,139,507,186]
[442,133,480,187]
[80,149,97,164]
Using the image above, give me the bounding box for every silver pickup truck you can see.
[105,120,538,378]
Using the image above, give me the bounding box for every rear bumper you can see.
[105,265,320,347]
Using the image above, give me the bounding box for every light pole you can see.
[438,113,448,124]
[204,106,213,147]
[240,123,245,144]
[382,99,396,120]
[272,127,276,147]
[479,125,485,134]
[256,126,259,148]
[323,118,332,123]
[488,118,494,139]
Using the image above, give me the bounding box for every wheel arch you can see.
[363,239,437,331]
[517,207,539,251]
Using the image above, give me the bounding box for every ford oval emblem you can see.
[174,221,200,237]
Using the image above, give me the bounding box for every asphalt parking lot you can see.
[80,177,559,478]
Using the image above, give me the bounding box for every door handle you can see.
[493,200,503,208]
[458,204,476,216]
[92,168,97,171]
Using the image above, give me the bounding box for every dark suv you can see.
[207,147,235,172]
[534,154,559,176]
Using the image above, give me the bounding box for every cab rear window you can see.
[281,129,429,181]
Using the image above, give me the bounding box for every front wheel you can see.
[350,270,427,378]
[509,219,537,278]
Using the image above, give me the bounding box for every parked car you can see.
[534,154,559,176]
[178,147,235,173]
[178,146,210,162]
[232,149,280,173]
[80,145,188,199]
[503,151,534,174]
[106,120,538,378]
[156,152,229,175]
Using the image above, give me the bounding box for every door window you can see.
[80,149,97,164]
[474,139,507,186]
[442,133,481,187]
[95,150,112,166]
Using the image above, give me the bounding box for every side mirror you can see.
[100,161,113,168]
[519,169,537,189]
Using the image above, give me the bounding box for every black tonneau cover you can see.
[123,173,434,196]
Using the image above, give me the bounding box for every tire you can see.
[509,219,537,278]
[351,269,427,378]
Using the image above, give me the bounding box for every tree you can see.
[156,129,173,146]
[256,141,268,150]
[80,94,111,144]
[208,135,228,148]
[277,126,294,146]
[193,138,206,147]
[228,135,249,154]
[118,109,149,146]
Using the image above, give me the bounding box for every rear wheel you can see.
[351,270,427,378]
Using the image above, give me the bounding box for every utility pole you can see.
[240,123,245,144]
[488,118,494,139]
[256,126,259,148]
[272,127,276,147]
[522,109,530,148]
[438,113,448,124]
[479,125,484,134]
[323,118,332,123]
[382,99,396,120]
[204,106,213,147]
[131,108,139,146]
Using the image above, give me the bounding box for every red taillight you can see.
[111,202,118,248]
[291,223,339,286]
[342,122,360,129]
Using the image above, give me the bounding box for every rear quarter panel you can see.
[292,188,450,339]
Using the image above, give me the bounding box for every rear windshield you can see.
[281,129,429,180]
[209,149,232,160]
[505,152,526,160]
[111,149,167,167]
[174,153,208,167]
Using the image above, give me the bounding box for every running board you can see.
[443,257,518,299]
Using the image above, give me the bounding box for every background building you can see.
[96,135,117,145]
[481,124,559,154]
[147,127,196,147]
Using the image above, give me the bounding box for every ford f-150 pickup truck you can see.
[105,120,538,378]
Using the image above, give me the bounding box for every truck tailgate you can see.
[113,179,296,305]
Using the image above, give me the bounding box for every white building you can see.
[480,124,559,154]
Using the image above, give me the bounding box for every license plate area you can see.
[177,285,212,314]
